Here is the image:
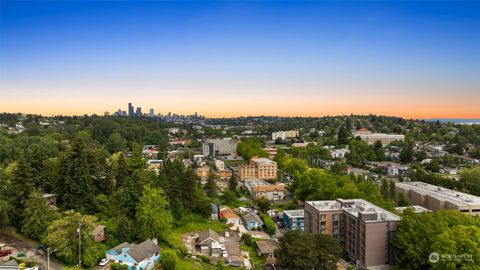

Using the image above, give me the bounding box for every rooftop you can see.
[395,205,432,213]
[252,157,275,164]
[282,209,304,218]
[307,199,401,222]
[396,182,480,206]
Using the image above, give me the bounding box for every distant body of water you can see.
[424,119,480,125]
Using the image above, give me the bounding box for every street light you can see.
[77,223,82,268]
[47,248,57,270]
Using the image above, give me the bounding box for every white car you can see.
[26,267,39,270]
[98,258,110,266]
[222,251,228,258]
[224,231,230,237]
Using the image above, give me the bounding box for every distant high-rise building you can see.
[149,108,155,117]
[128,103,134,117]
[135,107,142,116]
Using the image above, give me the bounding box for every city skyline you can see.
[1,1,479,118]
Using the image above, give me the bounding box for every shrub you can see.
[241,233,254,246]
[111,263,120,270]
[261,214,276,235]
[119,264,128,270]
[198,255,210,263]
[159,250,177,270]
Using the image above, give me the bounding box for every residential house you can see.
[196,229,221,256]
[282,209,304,231]
[242,213,263,230]
[106,239,160,270]
[92,224,106,242]
[256,240,279,262]
[220,208,241,225]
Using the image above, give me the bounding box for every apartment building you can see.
[202,138,238,157]
[353,128,405,145]
[244,179,285,201]
[305,199,400,269]
[282,209,304,231]
[239,157,277,181]
[395,181,480,216]
[272,130,299,141]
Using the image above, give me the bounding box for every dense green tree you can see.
[275,230,342,270]
[113,152,129,188]
[22,190,55,240]
[261,214,276,235]
[393,209,480,269]
[105,133,127,154]
[114,214,136,242]
[460,167,480,185]
[58,138,96,212]
[337,125,348,145]
[9,158,34,207]
[237,139,268,160]
[400,142,414,163]
[205,171,218,197]
[43,210,97,266]
[127,144,146,173]
[159,250,177,270]
[136,186,173,241]
[257,197,271,213]
[228,174,237,191]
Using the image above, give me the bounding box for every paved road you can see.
[0,228,63,270]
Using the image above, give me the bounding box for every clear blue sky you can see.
[1,1,479,118]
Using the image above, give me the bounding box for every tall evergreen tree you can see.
[228,174,237,191]
[10,157,34,208]
[114,153,129,188]
[136,186,173,241]
[22,190,54,240]
[337,125,348,145]
[58,138,96,212]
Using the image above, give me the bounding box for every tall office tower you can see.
[135,107,142,116]
[149,108,155,117]
[128,103,134,117]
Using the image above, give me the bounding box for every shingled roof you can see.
[256,239,279,254]
[110,242,131,255]
[126,239,160,262]
[197,229,220,245]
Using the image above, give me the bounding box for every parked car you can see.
[224,231,230,237]
[0,249,12,257]
[98,258,110,266]
[222,251,228,258]
[26,266,39,270]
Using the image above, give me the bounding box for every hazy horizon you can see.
[1,1,479,118]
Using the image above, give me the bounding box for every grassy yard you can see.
[240,243,265,270]
[163,220,229,256]
[224,159,247,166]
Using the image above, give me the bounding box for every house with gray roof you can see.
[106,239,160,270]
[242,213,263,230]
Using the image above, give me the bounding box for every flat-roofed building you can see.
[244,179,285,201]
[239,157,277,181]
[354,128,405,145]
[395,181,480,216]
[305,199,400,269]
[282,209,304,231]
[395,205,432,214]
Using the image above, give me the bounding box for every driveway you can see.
[0,227,63,270]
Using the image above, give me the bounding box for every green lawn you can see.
[240,243,265,270]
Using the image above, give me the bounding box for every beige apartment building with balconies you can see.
[239,157,277,181]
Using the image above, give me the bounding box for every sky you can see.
[1,1,479,119]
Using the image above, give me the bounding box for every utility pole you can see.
[77,223,82,268]
[47,248,56,270]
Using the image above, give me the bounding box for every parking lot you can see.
[0,228,63,270]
